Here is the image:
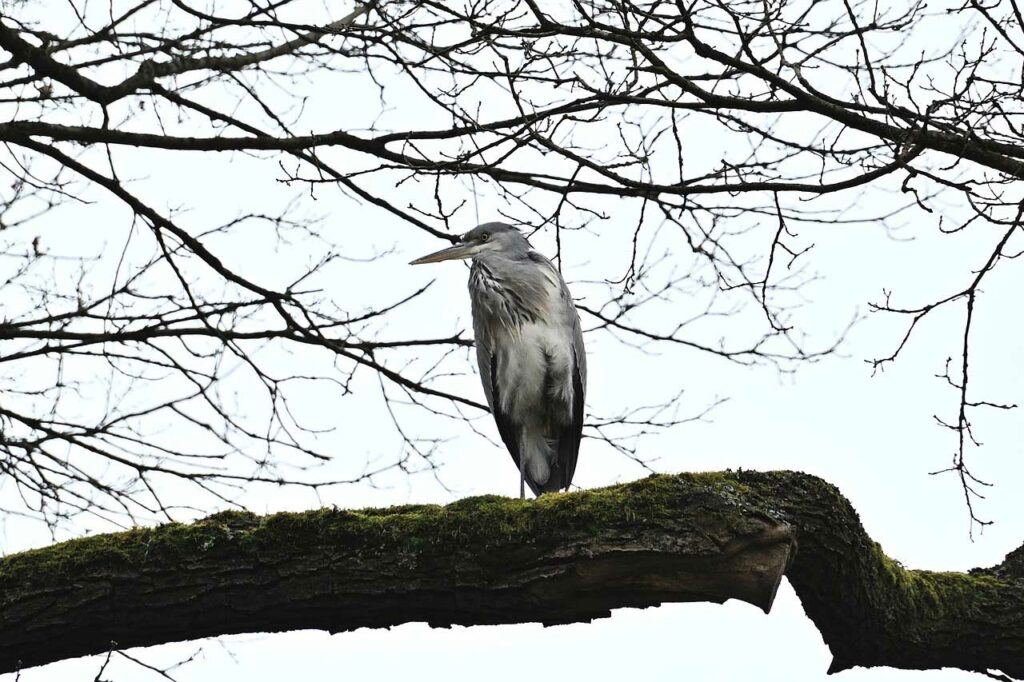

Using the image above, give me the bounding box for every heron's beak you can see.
[409,243,479,265]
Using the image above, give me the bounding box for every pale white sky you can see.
[1,1,1022,680]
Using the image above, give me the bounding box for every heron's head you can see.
[409,222,529,265]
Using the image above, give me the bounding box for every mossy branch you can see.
[1,471,1022,678]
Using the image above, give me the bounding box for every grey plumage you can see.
[410,222,587,498]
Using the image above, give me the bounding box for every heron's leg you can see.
[519,456,525,500]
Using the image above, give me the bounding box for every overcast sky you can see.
[1,1,1022,680]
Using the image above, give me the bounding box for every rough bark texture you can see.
[0,471,1021,678]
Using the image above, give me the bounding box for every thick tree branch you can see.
[1,471,1021,678]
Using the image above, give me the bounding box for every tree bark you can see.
[1,471,1021,678]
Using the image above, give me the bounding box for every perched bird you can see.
[410,222,587,498]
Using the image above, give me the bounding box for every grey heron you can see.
[410,222,587,499]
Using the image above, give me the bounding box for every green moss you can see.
[1,472,747,589]
[0,520,229,586]
[684,470,751,493]
[868,540,1005,619]
[198,509,259,527]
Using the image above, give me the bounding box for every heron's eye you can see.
[480,233,490,242]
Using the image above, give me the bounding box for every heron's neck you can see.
[469,256,556,332]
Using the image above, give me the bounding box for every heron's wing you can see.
[474,333,495,408]
[555,305,586,490]
[473,290,536,492]
[485,351,522,472]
